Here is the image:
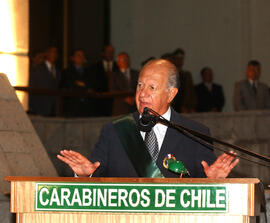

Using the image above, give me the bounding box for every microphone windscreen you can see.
[138,107,157,132]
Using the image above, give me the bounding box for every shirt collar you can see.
[203,82,212,90]
[120,68,130,74]
[154,107,171,133]
[248,78,257,86]
[45,60,52,70]
[139,107,171,119]
[159,106,171,120]
[75,64,84,72]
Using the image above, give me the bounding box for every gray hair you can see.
[167,67,179,90]
[140,59,180,90]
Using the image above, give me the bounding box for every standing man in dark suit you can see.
[60,49,93,117]
[171,48,197,113]
[112,52,139,115]
[234,60,270,111]
[90,45,119,116]
[28,46,61,116]
[58,59,238,178]
[195,67,225,112]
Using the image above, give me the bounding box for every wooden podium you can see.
[5,176,261,223]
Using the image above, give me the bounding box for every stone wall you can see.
[0,73,58,222]
[30,115,117,177]
[0,73,58,194]
[30,110,270,185]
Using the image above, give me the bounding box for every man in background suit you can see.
[58,59,238,178]
[28,46,61,116]
[60,49,93,117]
[234,60,270,111]
[90,45,119,116]
[170,48,197,113]
[112,52,139,115]
[195,67,225,112]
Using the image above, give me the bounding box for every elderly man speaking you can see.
[57,59,238,178]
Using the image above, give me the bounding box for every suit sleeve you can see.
[182,72,197,110]
[264,85,270,109]
[234,82,245,111]
[216,85,225,111]
[89,124,111,177]
[193,127,217,177]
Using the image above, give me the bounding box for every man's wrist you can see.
[74,173,93,178]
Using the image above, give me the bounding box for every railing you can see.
[14,86,135,116]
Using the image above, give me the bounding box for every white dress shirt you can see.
[140,107,171,150]
[75,107,171,177]
[248,79,258,88]
[204,82,212,91]
[45,60,56,77]
[103,60,113,72]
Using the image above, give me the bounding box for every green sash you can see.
[113,114,164,178]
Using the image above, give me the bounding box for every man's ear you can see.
[167,87,178,104]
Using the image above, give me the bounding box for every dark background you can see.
[29,0,110,68]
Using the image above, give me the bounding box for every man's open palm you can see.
[57,150,100,177]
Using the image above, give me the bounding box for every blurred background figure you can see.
[28,46,61,116]
[160,52,174,63]
[141,56,156,67]
[195,67,225,112]
[112,52,139,115]
[234,60,270,111]
[171,48,197,113]
[30,50,45,71]
[60,49,93,117]
[90,45,119,116]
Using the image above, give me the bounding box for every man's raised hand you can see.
[57,150,100,177]
[201,151,239,178]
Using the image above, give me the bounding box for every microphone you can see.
[138,107,158,132]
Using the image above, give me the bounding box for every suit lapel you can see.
[156,109,188,176]
[134,109,190,177]
[245,79,256,98]
[134,110,173,176]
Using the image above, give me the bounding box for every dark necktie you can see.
[252,82,257,95]
[145,129,159,162]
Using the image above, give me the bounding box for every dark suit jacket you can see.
[28,62,61,116]
[90,60,119,92]
[60,64,92,117]
[112,69,139,115]
[172,70,197,112]
[89,60,119,116]
[195,83,225,112]
[90,108,216,178]
[234,79,270,111]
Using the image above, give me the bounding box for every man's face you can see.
[45,47,58,64]
[117,54,129,70]
[72,50,86,67]
[135,62,178,115]
[32,52,44,66]
[202,68,213,83]
[246,65,260,81]
[103,45,114,61]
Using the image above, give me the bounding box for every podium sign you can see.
[35,182,227,213]
[5,177,260,223]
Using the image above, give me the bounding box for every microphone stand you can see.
[147,108,270,164]
[144,108,269,221]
